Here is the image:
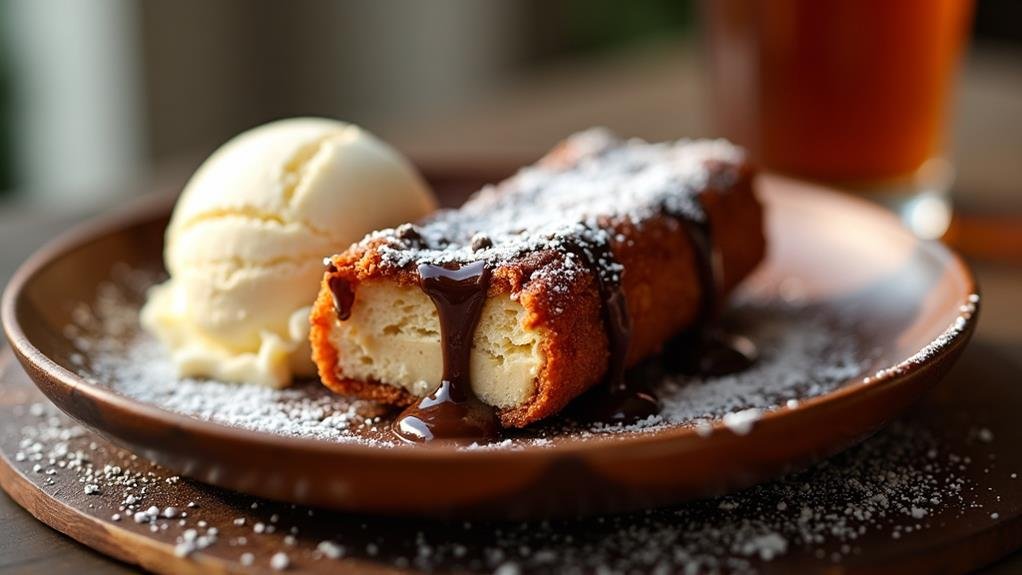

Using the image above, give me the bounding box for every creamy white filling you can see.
[328,281,544,408]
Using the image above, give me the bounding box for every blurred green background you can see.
[0,0,1018,203]
[0,0,698,201]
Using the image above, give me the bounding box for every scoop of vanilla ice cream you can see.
[141,118,436,387]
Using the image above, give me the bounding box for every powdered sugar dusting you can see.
[865,294,979,384]
[64,268,869,446]
[529,301,865,440]
[8,399,1002,573]
[361,129,743,287]
[93,337,388,443]
[724,408,763,435]
[65,268,392,445]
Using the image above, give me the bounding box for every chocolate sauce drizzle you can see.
[675,215,721,332]
[565,234,660,423]
[327,267,355,321]
[570,196,756,423]
[663,209,760,376]
[391,261,500,443]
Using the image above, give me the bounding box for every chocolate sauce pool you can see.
[391,261,500,443]
[665,332,758,377]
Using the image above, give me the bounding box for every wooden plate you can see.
[0,174,978,519]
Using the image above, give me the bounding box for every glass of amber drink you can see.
[704,0,974,238]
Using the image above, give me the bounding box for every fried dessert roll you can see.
[310,129,765,429]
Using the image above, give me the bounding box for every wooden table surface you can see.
[1,42,1021,574]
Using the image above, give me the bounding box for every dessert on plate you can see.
[310,129,765,439]
[137,117,765,441]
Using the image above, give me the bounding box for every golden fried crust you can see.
[310,162,764,428]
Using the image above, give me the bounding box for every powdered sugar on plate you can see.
[65,268,391,445]
[865,294,979,384]
[64,267,869,447]
[90,337,389,444]
[8,399,1001,574]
